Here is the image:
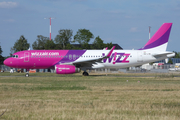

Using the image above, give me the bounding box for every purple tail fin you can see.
[139,23,172,51]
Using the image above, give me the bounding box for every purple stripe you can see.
[139,26,171,50]
[59,50,86,63]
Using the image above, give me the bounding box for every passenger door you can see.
[24,52,29,62]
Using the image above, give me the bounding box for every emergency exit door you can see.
[24,52,29,62]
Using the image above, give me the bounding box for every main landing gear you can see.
[82,71,89,76]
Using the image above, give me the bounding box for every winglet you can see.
[103,47,108,50]
[106,46,115,57]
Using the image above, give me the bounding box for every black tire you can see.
[83,72,89,76]
[25,73,29,77]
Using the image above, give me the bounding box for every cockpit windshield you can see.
[12,55,19,58]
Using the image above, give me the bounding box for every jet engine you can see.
[55,65,80,74]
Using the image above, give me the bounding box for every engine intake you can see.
[55,65,80,74]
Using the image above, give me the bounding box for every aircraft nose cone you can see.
[4,59,8,66]
[4,58,12,67]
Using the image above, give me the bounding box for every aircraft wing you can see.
[72,58,103,67]
[72,46,115,67]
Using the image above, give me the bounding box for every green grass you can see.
[1,71,178,77]
[0,72,180,119]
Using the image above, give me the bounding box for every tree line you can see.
[11,29,113,54]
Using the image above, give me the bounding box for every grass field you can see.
[0,72,180,120]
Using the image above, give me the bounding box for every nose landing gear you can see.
[25,73,29,77]
[25,69,29,77]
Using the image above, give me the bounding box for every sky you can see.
[0,0,180,56]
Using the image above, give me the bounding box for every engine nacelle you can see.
[55,65,80,74]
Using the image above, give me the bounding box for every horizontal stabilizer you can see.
[152,52,175,58]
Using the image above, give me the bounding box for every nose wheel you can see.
[25,69,29,77]
[25,73,29,77]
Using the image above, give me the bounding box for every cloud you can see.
[129,27,138,32]
[0,2,18,8]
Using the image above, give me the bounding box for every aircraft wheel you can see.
[83,72,89,76]
[25,73,29,77]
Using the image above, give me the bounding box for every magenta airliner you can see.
[4,23,175,76]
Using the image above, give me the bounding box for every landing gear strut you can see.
[83,71,89,76]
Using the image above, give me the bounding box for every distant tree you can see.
[82,43,90,49]
[149,62,154,65]
[11,35,30,54]
[92,36,105,49]
[65,44,74,50]
[71,44,83,50]
[32,35,49,50]
[0,46,4,64]
[105,42,113,49]
[55,29,73,49]
[168,58,173,64]
[173,51,180,58]
[0,45,2,55]
[0,56,4,64]
[73,29,94,46]
[44,40,56,50]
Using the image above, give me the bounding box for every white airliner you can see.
[4,23,175,76]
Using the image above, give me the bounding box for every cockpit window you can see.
[12,55,19,58]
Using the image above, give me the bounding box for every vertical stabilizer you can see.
[139,23,172,51]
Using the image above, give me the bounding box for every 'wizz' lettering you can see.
[102,53,130,64]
